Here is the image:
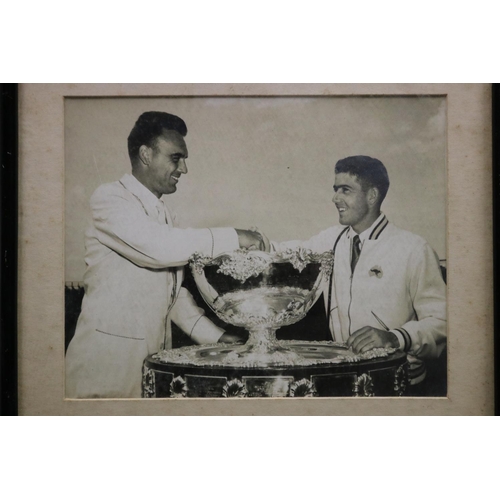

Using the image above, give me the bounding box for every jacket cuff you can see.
[390,328,411,352]
[209,228,239,258]
[189,315,225,344]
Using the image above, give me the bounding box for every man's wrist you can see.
[390,328,411,352]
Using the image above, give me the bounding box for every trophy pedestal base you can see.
[142,341,408,398]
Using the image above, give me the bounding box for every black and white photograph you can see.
[64,95,447,399]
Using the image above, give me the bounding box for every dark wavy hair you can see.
[127,111,187,161]
[335,155,390,204]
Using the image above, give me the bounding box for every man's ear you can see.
[368,187,379,207]
[138,145,151,166]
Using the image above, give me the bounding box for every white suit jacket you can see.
[65,174,239,398]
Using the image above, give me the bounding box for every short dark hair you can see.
[127,111,188,161]
[335,155,390,203]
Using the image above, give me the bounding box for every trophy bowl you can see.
[188,248,334,366]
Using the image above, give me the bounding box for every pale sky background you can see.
[65,96,446,281]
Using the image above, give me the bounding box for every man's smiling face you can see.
[145,129,188,197]
[332,172,372,232]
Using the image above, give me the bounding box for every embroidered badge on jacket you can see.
[369,266,383,278]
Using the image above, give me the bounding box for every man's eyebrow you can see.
[333,184,351,191]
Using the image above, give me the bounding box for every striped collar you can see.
[347,213,389,243]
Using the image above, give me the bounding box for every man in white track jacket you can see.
[270,156,446,389]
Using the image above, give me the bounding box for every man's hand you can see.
[249,226,271,252]
[347,326,399,354]
[236,229,266,250]
[218,332,246,344]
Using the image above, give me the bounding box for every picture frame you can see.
[4,83,496,415]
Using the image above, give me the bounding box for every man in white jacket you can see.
[65,111,264,398]
[270,156,446,390]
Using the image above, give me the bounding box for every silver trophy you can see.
[189,248,334,366]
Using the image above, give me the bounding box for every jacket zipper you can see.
[348,272,353,335]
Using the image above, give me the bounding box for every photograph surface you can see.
[64,96,447,399]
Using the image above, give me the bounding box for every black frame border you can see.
[0,83,18,416]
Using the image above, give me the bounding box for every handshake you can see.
[236,228,270,252]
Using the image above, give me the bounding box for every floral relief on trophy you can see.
[353,373,375,397]
[289,378,317,397]
[222,378,248,398]
[394,364,408,396]
[278,247,334,275]
[189,248,334,283]
[189,249,271,282]
[142,365,156,398]
[170,375,188,398]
